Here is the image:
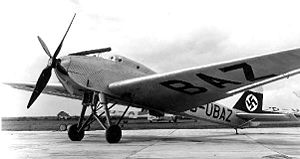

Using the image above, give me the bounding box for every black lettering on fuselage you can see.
[203,104,232,122]
[226,109,232,122]
[213,104,220,118]
[189,105,207,113]
[219,107,226,120]
[199,105,205,109]
[206,104,213,116]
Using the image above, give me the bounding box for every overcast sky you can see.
[2,0,300,117]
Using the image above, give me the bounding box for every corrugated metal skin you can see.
[66,55,155,94]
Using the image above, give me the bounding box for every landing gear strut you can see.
[234,128,239,135]
[67,92,129,143]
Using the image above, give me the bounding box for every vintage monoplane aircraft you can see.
[6,14,300,143]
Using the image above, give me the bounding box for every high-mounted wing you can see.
[5,83,81,100]
[109,48,300,113]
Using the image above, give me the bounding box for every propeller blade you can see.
[27,66,52,109]
[53,13,76,59]
[37,36,52,58]
[56,62,68,75]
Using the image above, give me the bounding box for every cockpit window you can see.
[110,56,122,62]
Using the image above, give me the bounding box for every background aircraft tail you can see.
[233,90,263,113]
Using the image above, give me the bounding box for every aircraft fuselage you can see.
[183,103,246,128]
[55,55,155,98]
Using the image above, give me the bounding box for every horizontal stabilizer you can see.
[236,113,298,121]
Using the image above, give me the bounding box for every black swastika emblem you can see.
[245,94,258,112]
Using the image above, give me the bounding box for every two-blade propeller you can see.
[27,14,76,109]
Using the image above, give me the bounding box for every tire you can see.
[59,124,67,131]
[68,124,84,141]
[105,125,122,143]
[67,124,72,131]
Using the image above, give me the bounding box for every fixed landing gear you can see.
[67,92,129,143]
[234,128,239,135]
[68,124,85,141]
[106,125,122,143]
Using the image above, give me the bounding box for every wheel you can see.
[68,124,84,141]
[67,124,72,130]
[59,124,67,131]
[105,125,122,143]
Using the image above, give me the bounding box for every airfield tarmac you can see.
[2,127,300,159]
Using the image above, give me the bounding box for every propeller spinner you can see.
[27,14,76,109]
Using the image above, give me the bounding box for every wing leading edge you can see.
[109,48,300,112]
[5,82,81,100]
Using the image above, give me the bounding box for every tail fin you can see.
[233,90,263,113]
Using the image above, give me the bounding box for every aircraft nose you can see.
[58,56,71,73]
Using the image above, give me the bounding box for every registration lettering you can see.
[205,104,232,122]
[190,104,232,122]
[160,63,276,95]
